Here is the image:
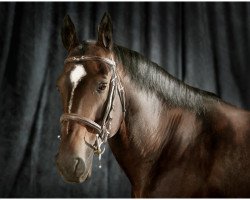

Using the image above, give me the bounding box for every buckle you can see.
[94,134,106,168]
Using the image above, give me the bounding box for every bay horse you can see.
[55,12,250,197]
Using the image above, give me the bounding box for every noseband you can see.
[59,55,126,167]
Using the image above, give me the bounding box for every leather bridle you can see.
[59,55,126,167]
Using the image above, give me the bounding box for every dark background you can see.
[1,2,250,198]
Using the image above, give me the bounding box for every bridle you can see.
[59,55,126,167]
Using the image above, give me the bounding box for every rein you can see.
[59,55,126,167]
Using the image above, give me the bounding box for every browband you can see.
[64,55,116,67]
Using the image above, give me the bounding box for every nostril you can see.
[74,157,85,177]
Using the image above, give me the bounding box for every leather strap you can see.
[60,113,102,134]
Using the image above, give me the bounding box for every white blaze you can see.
[70,64,86,84]
[68,64,86,113]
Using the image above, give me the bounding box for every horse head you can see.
[55,12,125,183]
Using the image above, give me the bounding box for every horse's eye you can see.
[97,82,107,92]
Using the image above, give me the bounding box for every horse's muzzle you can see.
[55,154,89,183]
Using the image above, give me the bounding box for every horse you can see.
[55,12,250,197]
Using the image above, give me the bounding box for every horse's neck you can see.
[109,71,203,191]
[123,80,166,157]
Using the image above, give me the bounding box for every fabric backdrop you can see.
[1,2,250,198]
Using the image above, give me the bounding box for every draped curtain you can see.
[1,2,250,197]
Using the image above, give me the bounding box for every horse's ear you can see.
[97,12,113,50]
[61,15,79,51]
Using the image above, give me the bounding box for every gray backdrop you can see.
[1,2,250,198]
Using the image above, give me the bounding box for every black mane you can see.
[113,44,220,114]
